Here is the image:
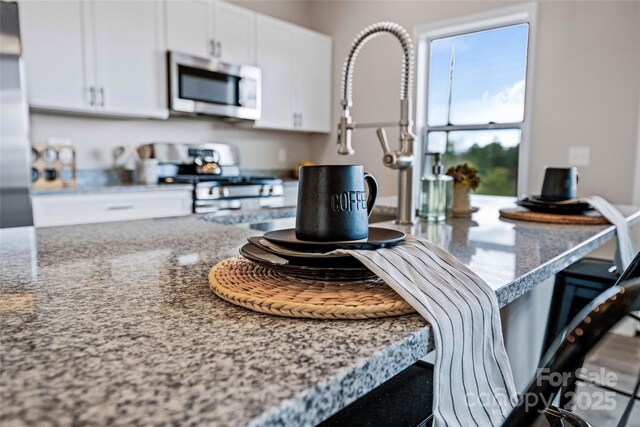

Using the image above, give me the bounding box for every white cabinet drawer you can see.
[32,190,192,227]
[282,181,298,207]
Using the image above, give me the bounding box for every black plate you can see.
[239,243,376,282]
[517,197,593,215]
[262,227,406,250]
[247,236,352,260]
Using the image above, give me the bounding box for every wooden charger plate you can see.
[499,207,609,225]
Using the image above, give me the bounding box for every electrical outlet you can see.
[277,148,287,164]
[568,147,590,167]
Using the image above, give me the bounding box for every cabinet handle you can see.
[299,114,303,129]
[89,86,95,106]
[99,87,105,107]
[293,113,297,128]
[107,205,134,211]
[216,41,221,58]
[209,39,216,57]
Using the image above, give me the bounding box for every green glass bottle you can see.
[419,153,453,222]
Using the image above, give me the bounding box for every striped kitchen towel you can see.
[529,195,638,269]
[338,236,518,427]
[584,196,638,270]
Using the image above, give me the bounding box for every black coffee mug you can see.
[541,167,578,200]
[296,165,377,241]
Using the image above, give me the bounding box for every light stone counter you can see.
[1,196,638,426]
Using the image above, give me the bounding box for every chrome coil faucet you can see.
[337,21,416,225]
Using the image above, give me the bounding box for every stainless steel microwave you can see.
[168,51,261,121]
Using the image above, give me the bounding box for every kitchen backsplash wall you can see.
[29,112,313,171]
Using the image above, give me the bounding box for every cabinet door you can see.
[32,191,193,227]
[254,15,294,130]
[165,0,212,58]
[213,1,254,65]
[293,30,332,133]
[92,0,168,118]
[19,0,93,111]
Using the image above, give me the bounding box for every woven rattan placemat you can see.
[209,257,414,319]
[499,207,609,225]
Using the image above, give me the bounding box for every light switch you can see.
[569,147,590,167]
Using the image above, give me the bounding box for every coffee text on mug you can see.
[331,191,367,212]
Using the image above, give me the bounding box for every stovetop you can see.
[161,175,282,185]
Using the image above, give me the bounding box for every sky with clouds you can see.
[427,23,529,152]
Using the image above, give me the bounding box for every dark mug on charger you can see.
[296,165,378,241]
[541,167,578,200]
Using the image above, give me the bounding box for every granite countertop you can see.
[31,183,194,196]
[372,195,640,305]
[200,206,297,225]
[1,196,638,426]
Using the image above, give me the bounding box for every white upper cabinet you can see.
[255,15,332,133]
[254,15,294,131]
[20,0,167,119]
[19,0,331,128]
[19,1,92,111]
[165,0,212,58]
[92,1,167,118]
[293,30,332,133]
[213,2,254,65]
[165,0,254,63]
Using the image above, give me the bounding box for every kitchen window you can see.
[415,4,537,196]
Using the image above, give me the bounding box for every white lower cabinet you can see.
[32,190,192,227]
[282,181,299,207]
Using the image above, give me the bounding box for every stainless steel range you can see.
[138,142,284,214]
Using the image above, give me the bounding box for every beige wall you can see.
[29,112,312,171]
[307,0,640,202]
[635,99,640,205]
[529,1,640,203]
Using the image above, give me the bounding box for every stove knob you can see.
[218,187,229,198]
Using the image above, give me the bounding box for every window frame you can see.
[414,3,538,197]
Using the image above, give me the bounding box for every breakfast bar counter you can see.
[1,196,638,426]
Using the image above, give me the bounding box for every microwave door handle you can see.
[238,77,257,108]
[238,78,246,107]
